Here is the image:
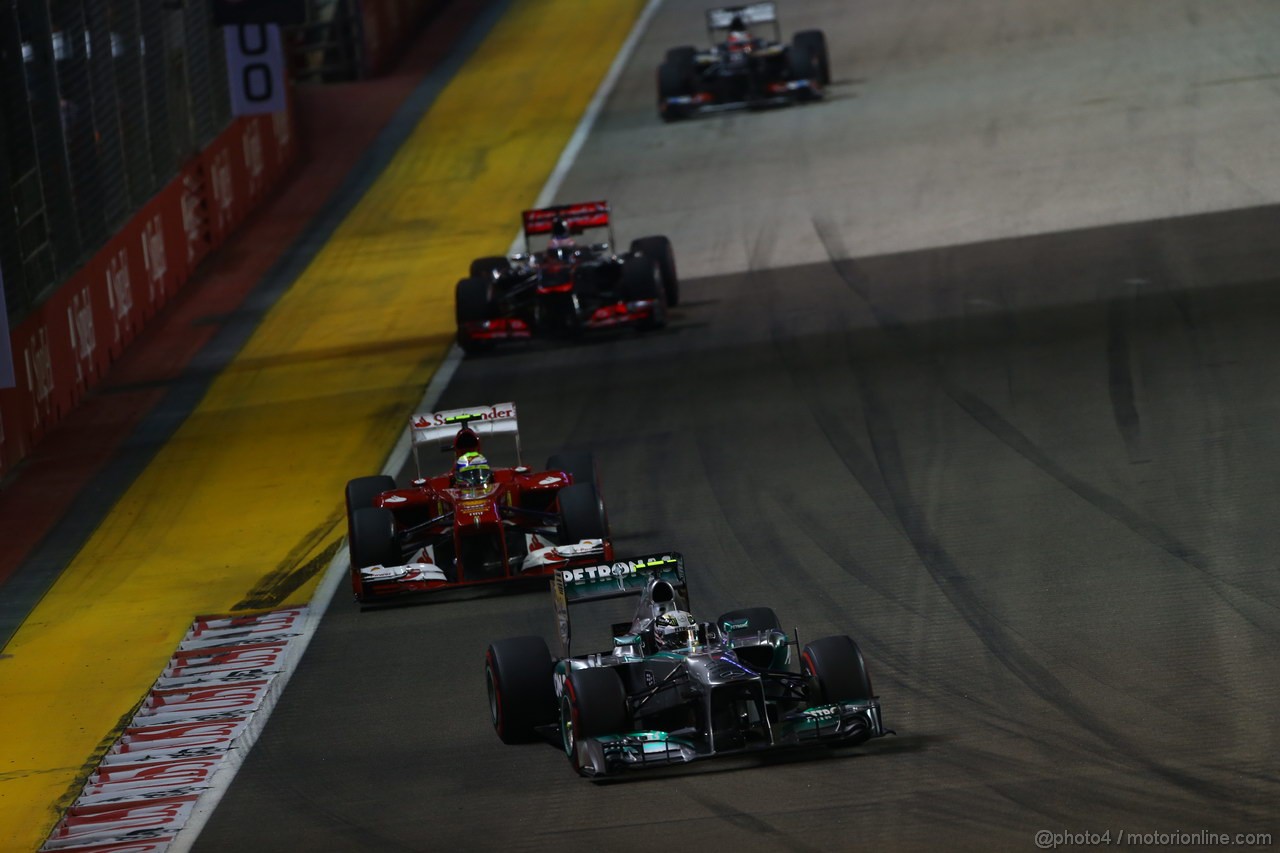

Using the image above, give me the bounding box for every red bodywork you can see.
[349,410,613,603]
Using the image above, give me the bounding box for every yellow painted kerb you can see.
[0,0,645,848]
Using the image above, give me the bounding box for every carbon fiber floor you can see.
[195,0,1280,849]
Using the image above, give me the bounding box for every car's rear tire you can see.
[558,482,608,543]
[621,255,666,330]
[470,256,510,280]
[561,667,628,774]
[801,635,873,703]
[485,636,556,744]
[546,451,598,488]
[629,235,679,306]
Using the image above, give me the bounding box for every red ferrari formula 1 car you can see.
[343,402,612,604]
[455,201,678,353]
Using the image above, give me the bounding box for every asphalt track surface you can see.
[198,1,1280,850]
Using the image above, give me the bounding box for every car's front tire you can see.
[621,255,666,330]
[629,235,679,306]
[345,475,395,516]
[801,635,873,703]
[558,482,608,543]
[469,256,511,280]
[546,451,598,488]
[456,276,496,354]
[347,506,400,602]
[561,667,628,775]
[657,47,697,121]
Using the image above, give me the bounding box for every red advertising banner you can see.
[42,607,312,852]
[0,105,298,477]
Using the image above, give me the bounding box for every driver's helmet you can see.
[727,16,751,48]
[454,451,493,490]
[548,217,576,251]
[654,610,702,650]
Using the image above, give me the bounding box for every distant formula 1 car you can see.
[657,2,830,121]
[343,402,612,604]
[455,201,678,353]
[484,553,890,776]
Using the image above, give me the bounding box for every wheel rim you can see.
[560,689,576,757]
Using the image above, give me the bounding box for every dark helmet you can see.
[551,217,570,240]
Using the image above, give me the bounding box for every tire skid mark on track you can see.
[812,218,1280,641]
[686,332,1117,783]
[680,784,825,853]
[1105,293,1147,464]
[753,300,1181,765]
[801,219,1258,808]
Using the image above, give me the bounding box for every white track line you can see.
[172,2,663,849]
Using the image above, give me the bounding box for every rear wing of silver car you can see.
[552,552,686,657]
[408,402,520,477]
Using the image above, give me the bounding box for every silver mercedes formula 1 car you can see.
[483,553,890,777]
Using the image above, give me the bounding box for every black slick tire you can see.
[558,482,607,543]
[621,255,666,330]
[485,636,556,744]
[345,475,395,515]
[657,46,696,121]
[546,451,598,488]
[469,256,511,280]
[560,667,627,775]
[629,235,679,306]
[455,276,495,354]
[801,635,874,703]
[792,30,829,86]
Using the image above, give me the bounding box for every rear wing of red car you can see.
[552,552,686,656]
[408,402,520,475]
[521,200,611,243]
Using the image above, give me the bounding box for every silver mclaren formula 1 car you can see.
[483,553,890,777]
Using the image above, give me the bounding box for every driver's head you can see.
[548,217,575,251]
[454,452,492,490]
[654,610,701,651]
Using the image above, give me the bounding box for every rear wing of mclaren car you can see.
[408,401,521,476]
[522,200,611,245]
[552,552,686,656]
